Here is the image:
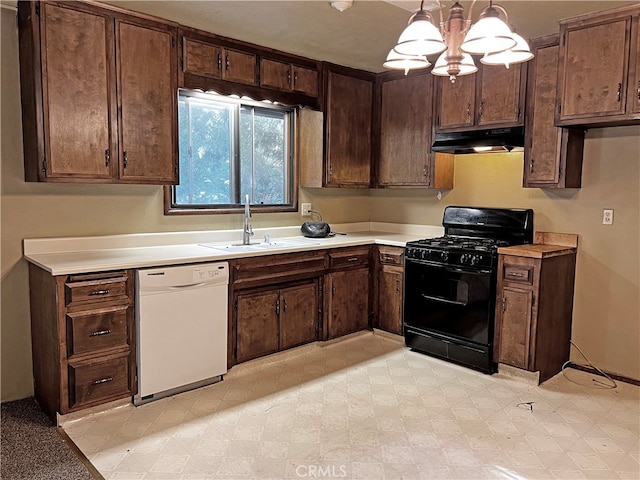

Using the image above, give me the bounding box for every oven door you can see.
[404,258,495,346]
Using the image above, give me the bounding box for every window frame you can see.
[164,90,298,215]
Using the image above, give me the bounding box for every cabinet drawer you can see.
[503,265,534,285]
[378,246,404,266]
[65,272,130,307]
[66,305,130,357]
[68,353,132,410]
[328,247,370,269]
[231,251,325,289]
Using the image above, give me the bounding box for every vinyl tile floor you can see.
[63,331,640,480]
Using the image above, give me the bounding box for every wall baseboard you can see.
[567,364,640,387]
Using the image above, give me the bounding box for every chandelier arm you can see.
[435,0,445,34]
[466,0,477,23]
[491,4,510,26]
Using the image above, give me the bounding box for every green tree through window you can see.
[173,91,294,210]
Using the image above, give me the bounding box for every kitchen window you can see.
[166,90,296,214]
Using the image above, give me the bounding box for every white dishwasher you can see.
[134,262,228,405]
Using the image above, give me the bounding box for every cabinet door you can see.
[559,17,630,122]
[325,71,372,187]
[236,291,279,363]
[117,21,177,184]
[327,268,369,339]
[496,286,533,369]
[260,59,291,91]
[292,65,319,96]
[478,64,524,127]
[630,17,640,114]
[525,42,562,185]
[379,74,432,186]
[280,282,319,350]
[40,3,115,180]
[377,265,403,335]
[436,74,475,131]
[222,48,257,85]
[183,37,221,78]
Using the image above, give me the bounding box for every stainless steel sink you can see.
[199,238,320,253]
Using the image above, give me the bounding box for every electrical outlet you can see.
[301,203,312,216]
[602,209,614,225]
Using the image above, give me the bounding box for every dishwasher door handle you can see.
[168,282,208,289]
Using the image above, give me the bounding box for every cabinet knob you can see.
[529,158,534,173]
[217,53,222,71]
[502,297,507,312]
[479,101,485,117]
[123,151,128,168]
[226,55,230,71]
[105,149,110,167]
[293,71,298,87]
[466,103,471,119]
[637,81,640,100]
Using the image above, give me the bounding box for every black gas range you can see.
[404,206,534,373]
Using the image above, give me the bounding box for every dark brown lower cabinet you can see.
[28,264,137,421]
[326,268,370,339]
[375,246,404,335]
[235,280,320,364]
[494,240,577,383]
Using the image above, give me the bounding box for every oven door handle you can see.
[406,258,491,275]
[420,294,467,306]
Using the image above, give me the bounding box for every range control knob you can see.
[440,251,449,261]
[460,253,468,264]
[470,255,479,266]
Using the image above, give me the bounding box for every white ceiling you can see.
[94,1,640,72]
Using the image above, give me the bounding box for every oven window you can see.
[404,260,494,345]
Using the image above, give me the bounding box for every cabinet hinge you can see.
[517,106,521,119]
[557,102,561,114]
[171,37,175,48]
[41,157,47,176]
[234,299,238,311]
[179,58,183,70]
[35,3,40,18]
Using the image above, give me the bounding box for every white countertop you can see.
[24,222,443,275]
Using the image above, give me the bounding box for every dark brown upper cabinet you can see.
[179,27,320,109]
[260,58,319,97]
[435,63,526,132]
[18,1,178,184]
[524,35,585,189]
[376,71,453,189]
[182,36,257,86]
[323,65,374,188]
[556,4,640,127]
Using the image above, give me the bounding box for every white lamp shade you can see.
[394,17,446,57]
[460,16,516,55]
[383,49,431,72]
[431,52,478,77]
[480,32,534,66]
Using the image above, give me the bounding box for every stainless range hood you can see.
[432,127,525,154]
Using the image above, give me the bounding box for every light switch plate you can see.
[602,209,614,225]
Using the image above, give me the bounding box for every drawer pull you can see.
[347,257,359,262]
[89,289,110,296]
[92,377,113,385]
[90,329,111,337]
[508,272,524,278]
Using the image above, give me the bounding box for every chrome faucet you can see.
[242,194,254,245]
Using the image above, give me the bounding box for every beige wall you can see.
[2,6,639,402]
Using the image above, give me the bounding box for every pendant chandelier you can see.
[384,0,533,82]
